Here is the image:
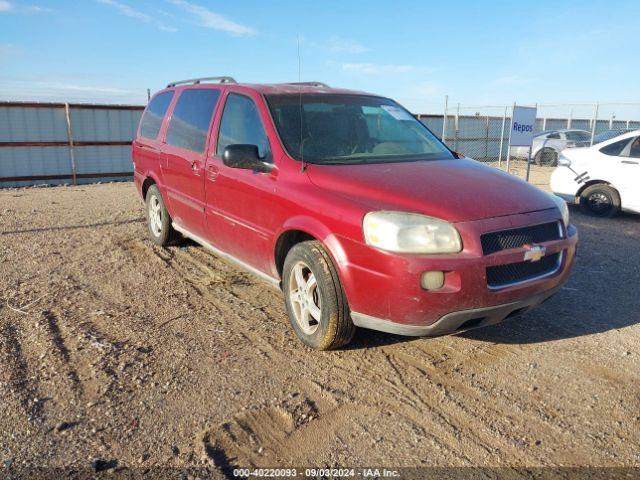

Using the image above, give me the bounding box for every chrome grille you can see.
[481,222,561,256]
[486,252,561,289]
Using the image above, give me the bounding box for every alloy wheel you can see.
[588,191,612,214]
[149,195,163,236]
[288,261,322,335]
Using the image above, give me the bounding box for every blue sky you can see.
[0,0,638,117]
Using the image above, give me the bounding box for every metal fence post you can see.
[567,109,573,129]
[442,95,448,142]
[506,103,515,173]
[64,103,77,186]
[524,103,538,183]
[454,103,460,151]
[485,114,489,161]
[498,106,507,168]
[590,102,599,146]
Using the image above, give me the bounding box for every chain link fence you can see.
[419,101,640,190]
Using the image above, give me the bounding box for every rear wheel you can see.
[283,241,355,350]
[535,148,558,166]
[145,184,177,246]
[579,184,620,217]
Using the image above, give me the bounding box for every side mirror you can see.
[222,144,273,173]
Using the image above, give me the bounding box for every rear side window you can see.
[166,89,221,153]
[217,94,270,158]
[139,91,174,140]
[565,131,591,142]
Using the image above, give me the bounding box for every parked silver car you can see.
[512,129,592,166]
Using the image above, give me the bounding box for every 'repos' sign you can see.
[509,106,537,147]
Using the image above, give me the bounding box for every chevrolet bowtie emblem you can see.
[523,244,546,262]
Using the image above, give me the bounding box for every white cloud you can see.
[0,1,51,13]
[0,79,144,103]
[326,36,369,54]
[97,0,177,32]
[168,0,255,36]
[300,35,369,55]
[342,63,416,75]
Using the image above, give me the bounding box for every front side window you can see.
[547,132,561,139]
[217,94,270,158]
[626,136,640,159]
[600,137,635,157]
[139,91,174,140]
[265,94,453,165]
[166,89,220,153]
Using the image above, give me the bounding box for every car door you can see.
[161,87,221,237]
[596,135,640,211]
[204,90,277,273]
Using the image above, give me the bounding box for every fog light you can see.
[421,271,445,290]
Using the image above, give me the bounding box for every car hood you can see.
[561,147,592,161]
[306,158,557,222]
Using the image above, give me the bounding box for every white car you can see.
[551,130,640,217]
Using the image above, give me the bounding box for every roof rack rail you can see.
[167,76,237,88]
[284,81,330,88]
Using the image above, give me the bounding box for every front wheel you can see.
[283,241,355,350]
[535,148,558,166]
[579,184,620,217]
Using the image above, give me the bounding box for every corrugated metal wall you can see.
[2,102,638,188]
[0,102,143,188]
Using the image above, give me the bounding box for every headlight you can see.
[363,211,462,254]
[549,194,570,227]
[557,154,571,166]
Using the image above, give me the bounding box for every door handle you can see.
[207,165,219,181]
[622,160,638,165]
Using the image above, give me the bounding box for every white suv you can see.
[550,130,640,217]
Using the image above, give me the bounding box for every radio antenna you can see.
[297,34,306,173]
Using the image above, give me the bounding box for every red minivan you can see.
[133,77,577,350]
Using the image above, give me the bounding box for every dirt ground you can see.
[1,181,639,478]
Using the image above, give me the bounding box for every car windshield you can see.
[565,131,591,142]
[265,94,454,164]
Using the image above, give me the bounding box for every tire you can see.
[579,184,620,218]
[282,241,355,350]
[535,148,558,166]
[145,184,178,246]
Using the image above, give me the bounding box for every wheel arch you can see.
[576,179,617,199]
[141,176,157,200]
[272,217,350,282]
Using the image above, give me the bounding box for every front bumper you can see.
[351,283,561,336]
[338,208,577,336]
[550,166,580,202]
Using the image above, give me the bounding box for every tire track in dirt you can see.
[0,320,44,423]
[382,343,608,465]
[42,310,84,398]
